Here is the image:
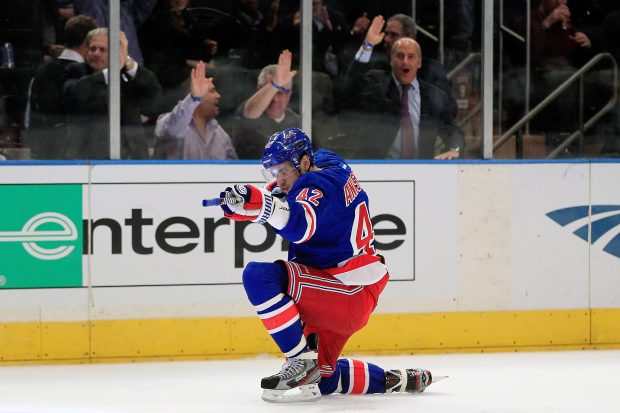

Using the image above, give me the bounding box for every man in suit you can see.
[343,37,463,159]
[26,15,98,159]
[63,28,161,159]
[73,0,157,65]
[342,13,457,117]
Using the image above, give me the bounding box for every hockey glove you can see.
[220,188,254,221]
[220,184,290,228]
[220,184,274,223]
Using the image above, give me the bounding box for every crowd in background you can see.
[0,0,618,161]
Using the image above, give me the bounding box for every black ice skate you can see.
[385,368,442,394]
[260,353,321,403]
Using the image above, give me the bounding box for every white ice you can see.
[1,349,619,413]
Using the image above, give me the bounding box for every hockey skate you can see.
[260,352,321,403]
[385,368,444,394]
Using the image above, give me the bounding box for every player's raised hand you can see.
[190,61,212,100]
[274,50,297,91]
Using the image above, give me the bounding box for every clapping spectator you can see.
[63,28,162,159]
[74,0,157,65]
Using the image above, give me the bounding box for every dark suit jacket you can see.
[26,58,76,159]
[341,60,464,159]
[338,48,458,117]
[63,62,161,159]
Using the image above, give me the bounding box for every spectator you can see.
[73,0,158,65]
[529,0,588,70]
[281,0,350,77]
[340,0,413,29]
[343,14,457,116]
[63,28,162,159]
[506,0,615,155]
[342,37,463,159]
[231,49,300,159]
[569,1,620,155]
[349,10,371,38]
[444,0,478,70]
[529,0,587,149]
[236,0,279,33]
[139,0,218,111]
[153,60,237,160]
[25,15,98,159]
[0,0,63,153]
[570,1,620,63]
[234,0,282,70]
[0,0,61,67]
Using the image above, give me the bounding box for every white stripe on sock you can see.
[284,335,307,358]
[254,293,285,312]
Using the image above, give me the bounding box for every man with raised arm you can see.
[154,61,237,160]
[231,50,301,159]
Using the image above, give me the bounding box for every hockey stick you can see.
[201,192,243,207]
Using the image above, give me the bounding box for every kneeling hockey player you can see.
[218,128,437,402]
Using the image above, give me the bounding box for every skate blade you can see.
[262,383,321,403]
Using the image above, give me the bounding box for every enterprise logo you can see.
[547,205,620,259]
[0,212,78,260]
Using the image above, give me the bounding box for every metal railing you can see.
[447,52,481,80]
[497,0,531,136]
[413,0,445,64]
[493,53,618,159]
[447,52,482,129]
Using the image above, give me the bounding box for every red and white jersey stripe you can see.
[285,261,364,303]
[293,200,317,244]
[326,254,387,286]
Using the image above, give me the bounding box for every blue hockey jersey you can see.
[273,149,387,285]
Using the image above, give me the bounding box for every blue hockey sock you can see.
[242,262,307,357]
[319,358,386,395]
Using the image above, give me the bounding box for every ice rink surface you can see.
[1,349,619,413]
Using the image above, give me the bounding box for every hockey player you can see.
[219,127,435,402]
